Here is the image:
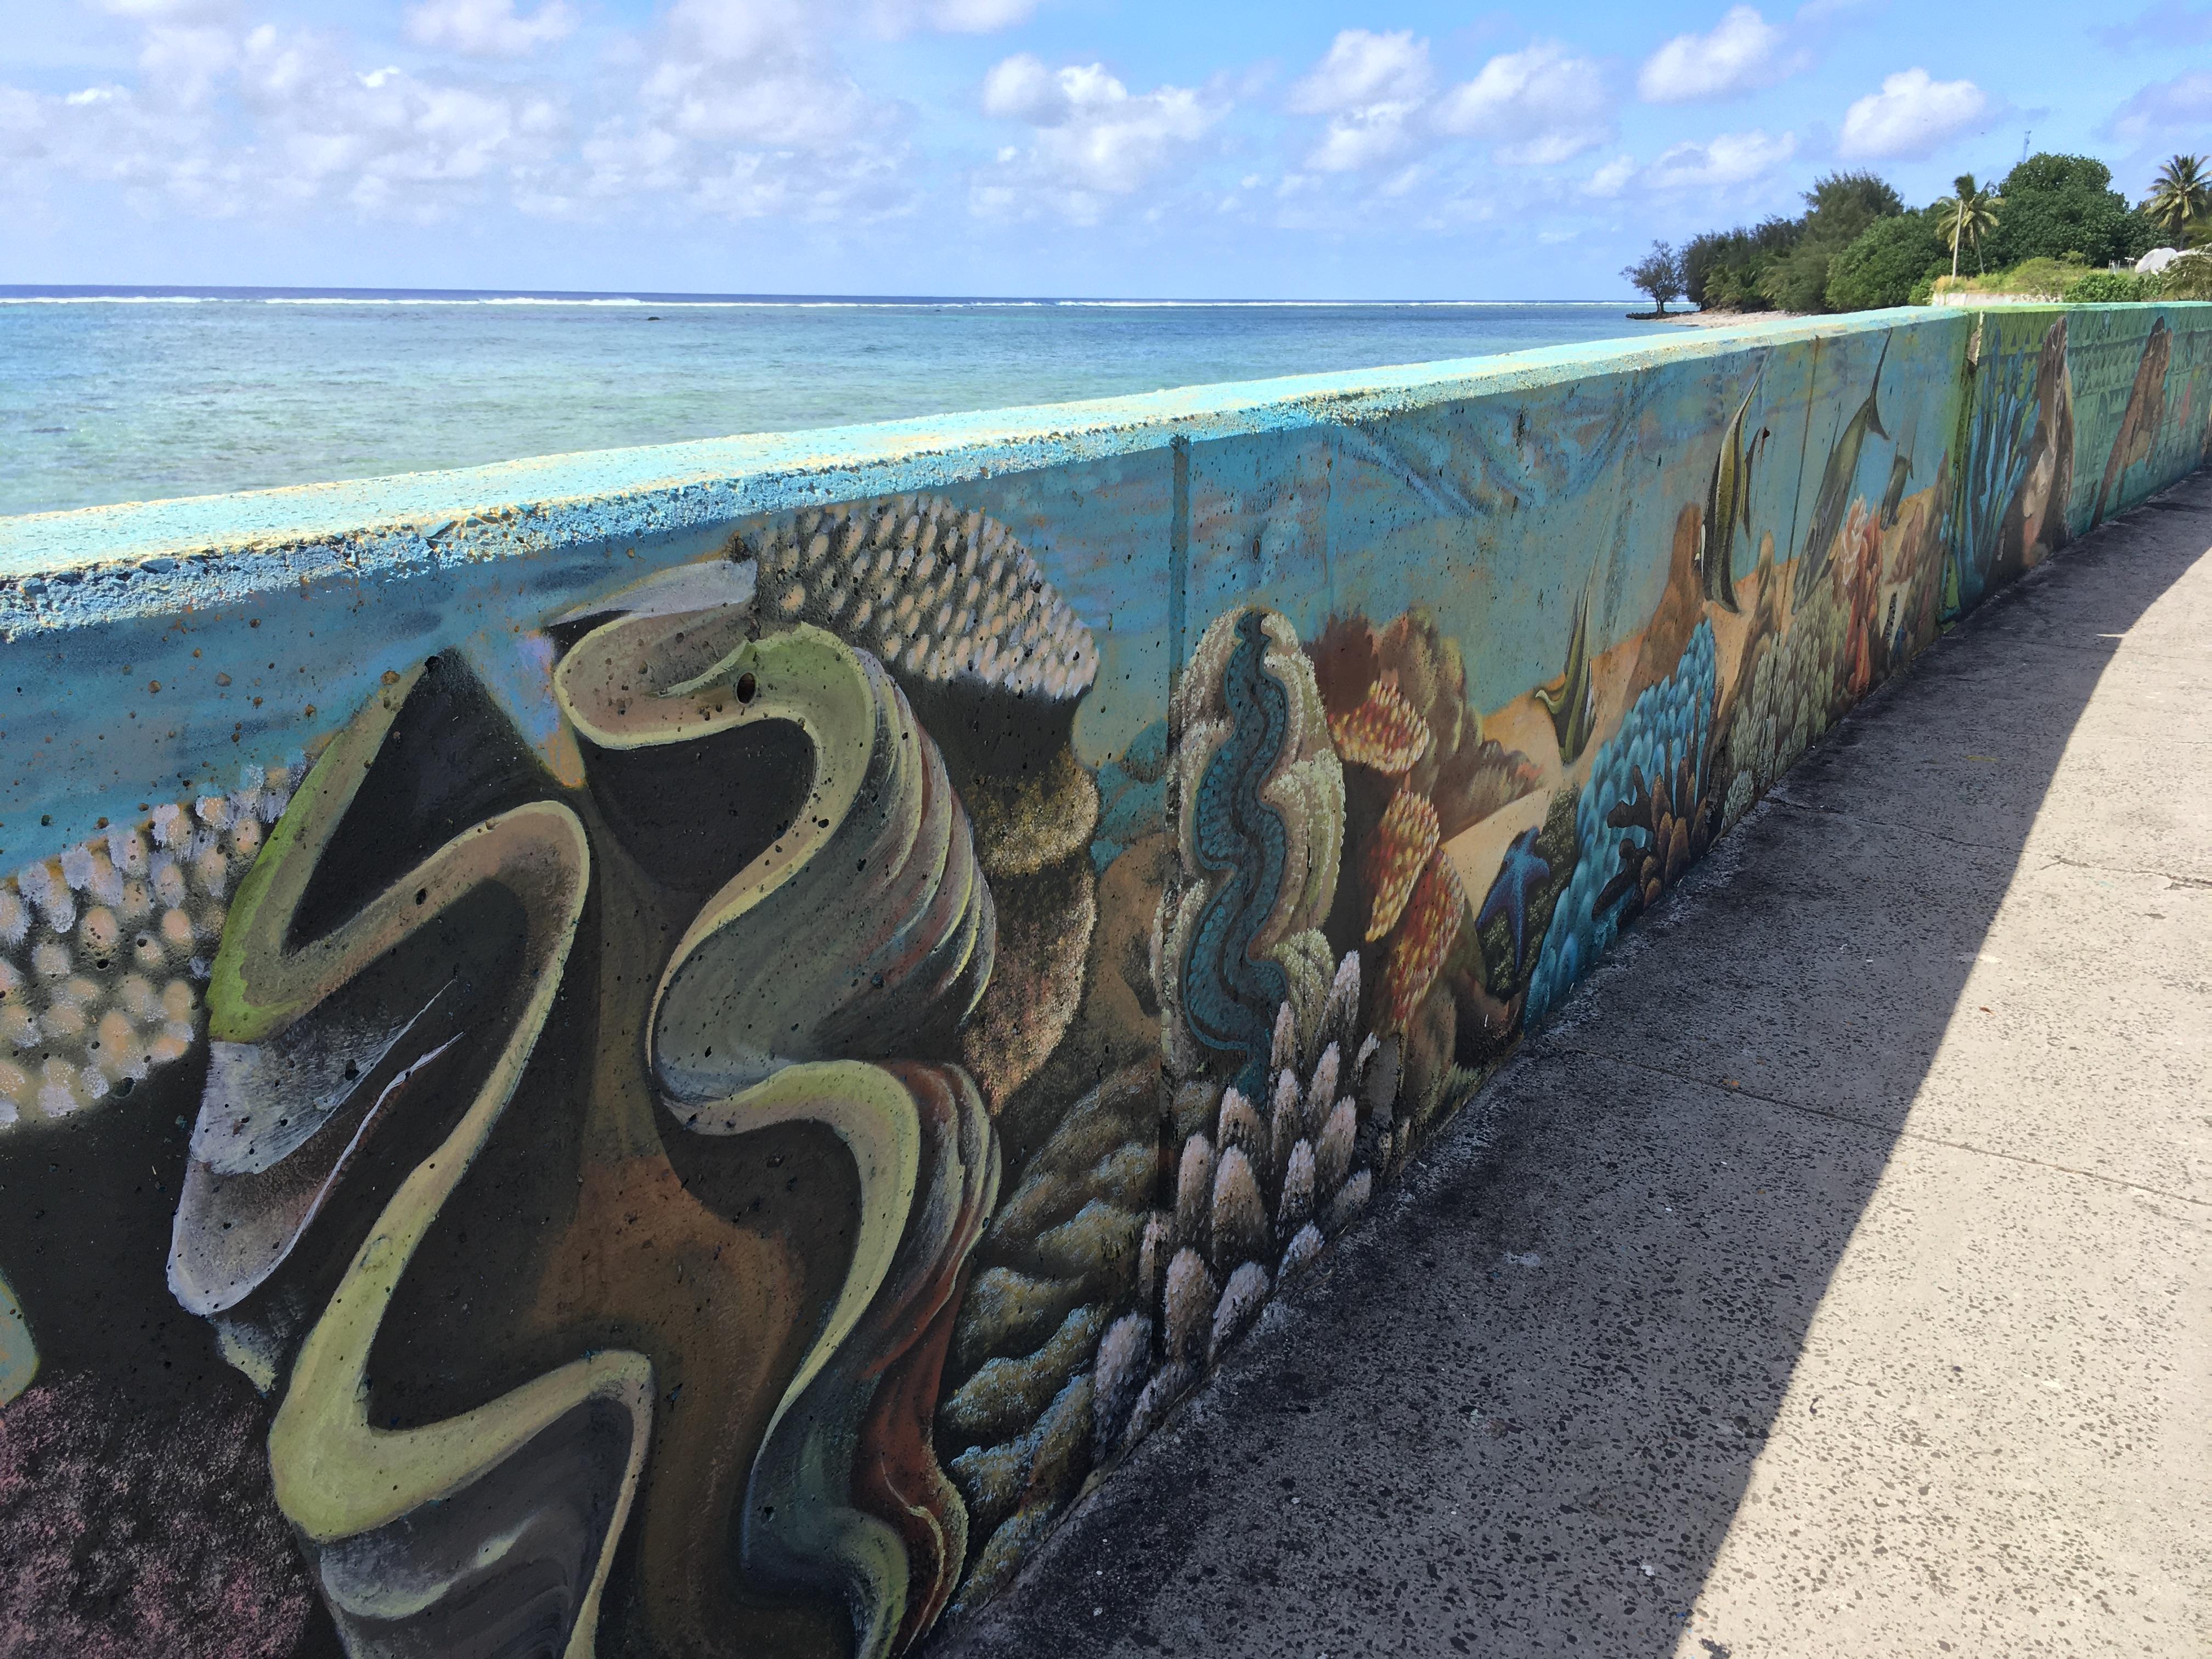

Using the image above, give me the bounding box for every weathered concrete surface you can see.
[929,472,2212,1657]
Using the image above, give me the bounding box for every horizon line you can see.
[0,283,1661,308]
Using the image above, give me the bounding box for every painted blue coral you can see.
[1182,611,1294,1082]
[1525,619,1717,1024]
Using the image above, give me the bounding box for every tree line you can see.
[1621,153,2212,315]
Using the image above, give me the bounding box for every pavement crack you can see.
[1763,795,2009,854]
[1555,1043,2211,1210]
[2044,853,2212,889]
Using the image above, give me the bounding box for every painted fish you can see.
[2092,317,2171,528]
[1700,361,1767,612]
[1879,448,1913,528]
[1533,574,1599,765]
[1801,333,1892,594]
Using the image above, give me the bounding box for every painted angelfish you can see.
[1533,572,1599,765]
[1878,449,1913,528]
[1801,332,1892,593]
[1880,401,1921,529]
[1700,359,1768,613]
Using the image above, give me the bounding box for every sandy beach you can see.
[1650,307,1810,327]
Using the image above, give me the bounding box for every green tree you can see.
[2143,154,2211,246]
[1623,241,1686,313]
[1684,217,1799,311]
[1984,153,2158,267]
[1802,171,1905,243]
[1680,171,1906,314]
[1826,210,1949,309]
[1939,173,2002,278]
[2164,254,2212,300]
[1758,241,1842,311]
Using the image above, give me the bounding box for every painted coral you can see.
[1525,621,1717,1024]
[1308,610,1539,840]
[1,774,289,1131]
[1093,947,1392,1463]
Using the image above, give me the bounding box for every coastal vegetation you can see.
[1622,241,1688,315]
[1681,153,2204,315]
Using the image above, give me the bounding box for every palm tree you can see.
[1940,174,2001,279]
[2143,154,2211,246]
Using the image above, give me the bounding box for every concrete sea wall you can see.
[1,303,2207,1658]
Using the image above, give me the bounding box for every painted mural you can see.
[2,306,2209,1659]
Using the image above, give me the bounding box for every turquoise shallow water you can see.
[0,289,1679,518]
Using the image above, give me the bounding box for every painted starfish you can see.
[1477,826,1552,978]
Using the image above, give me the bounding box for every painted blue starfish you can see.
[1477,826,1552,978]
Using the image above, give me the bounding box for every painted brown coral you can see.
[1308,610,1534,1073]
[1379,854,1468,1036]
[1840,499,1886,701]
[1362,787,1441,941]
[1309,611,1538,840]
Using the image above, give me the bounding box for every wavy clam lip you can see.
[554,607,995,1102]
[167,988,454,1319]
[1156,606,1346,1087]
[162,653,652,1659]
[555,582,1005,1656]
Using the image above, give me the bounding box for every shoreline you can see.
[1643,308,1810,328]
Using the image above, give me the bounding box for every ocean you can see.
[0,288,1680,518]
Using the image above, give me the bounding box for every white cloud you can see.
[925,0,1036,31]
[2103,70,2212,147]
[0,0,920,229]
[228,26,569,217]
[1434,41,1612,166]
[1304,107,1420,172]
[1838,67,1989,159]
[975,55,1221,222]
[632,0,881,151]
[0,15,573,221]
[865,0,1037,34]
[1583,153,1635,196]
[404,0,578,59]
[554,0,915,222]
[1288,30,1431,114]
[981,53,1066,122]
[1645,126,1797,187]
[91,0,235,19]
[1288,29,1432,173]
[137,24,238,105]
[1638,7,1803,103]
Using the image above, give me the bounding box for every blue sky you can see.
[2,0,2206,297]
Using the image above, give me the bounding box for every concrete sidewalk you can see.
[934,473,2212,1658]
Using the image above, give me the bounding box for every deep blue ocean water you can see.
[0,288,1681,518]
